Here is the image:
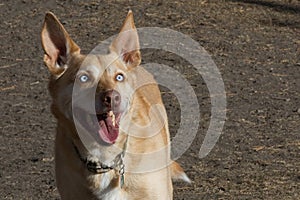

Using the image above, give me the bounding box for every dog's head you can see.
[41,11,141,145]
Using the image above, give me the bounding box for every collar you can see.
[73,136,128,188]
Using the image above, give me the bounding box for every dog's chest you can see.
[99,189,126,200]
[92,173,127,200]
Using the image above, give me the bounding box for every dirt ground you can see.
[1,0,299,199]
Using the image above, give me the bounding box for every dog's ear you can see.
[110,10,141,69]
[41,12,80,77]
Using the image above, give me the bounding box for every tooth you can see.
[109,111,115,126]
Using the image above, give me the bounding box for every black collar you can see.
[72,137,128,187]
[73,144,120,173]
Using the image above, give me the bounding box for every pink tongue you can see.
[98,116,119,144]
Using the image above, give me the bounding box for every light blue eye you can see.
[79,74,89,83]
[116,74,124,82]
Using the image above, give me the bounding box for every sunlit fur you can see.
[41,11,189,200]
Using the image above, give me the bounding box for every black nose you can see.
[103,90,121,109]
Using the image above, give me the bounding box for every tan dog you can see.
[41,11,190,200]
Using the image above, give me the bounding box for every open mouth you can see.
[73,90,123,144]
[73,108,122,145]
[96,111,121,144]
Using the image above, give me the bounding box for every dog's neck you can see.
[72,136,128,188]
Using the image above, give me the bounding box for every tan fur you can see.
[41,11,189,200]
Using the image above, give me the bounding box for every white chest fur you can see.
[90,172,127,200]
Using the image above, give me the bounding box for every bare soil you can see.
[1,0,299,199]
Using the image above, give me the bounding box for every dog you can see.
[41,11,190,200]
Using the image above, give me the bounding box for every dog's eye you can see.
[79,74,89,83]
[115,74,124,82]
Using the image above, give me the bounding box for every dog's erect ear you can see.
[41,12,80,77]
[110,10,141,69]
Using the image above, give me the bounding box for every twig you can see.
[0,63,18,69]
[172,20,189,28]
[1,85,15,91]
